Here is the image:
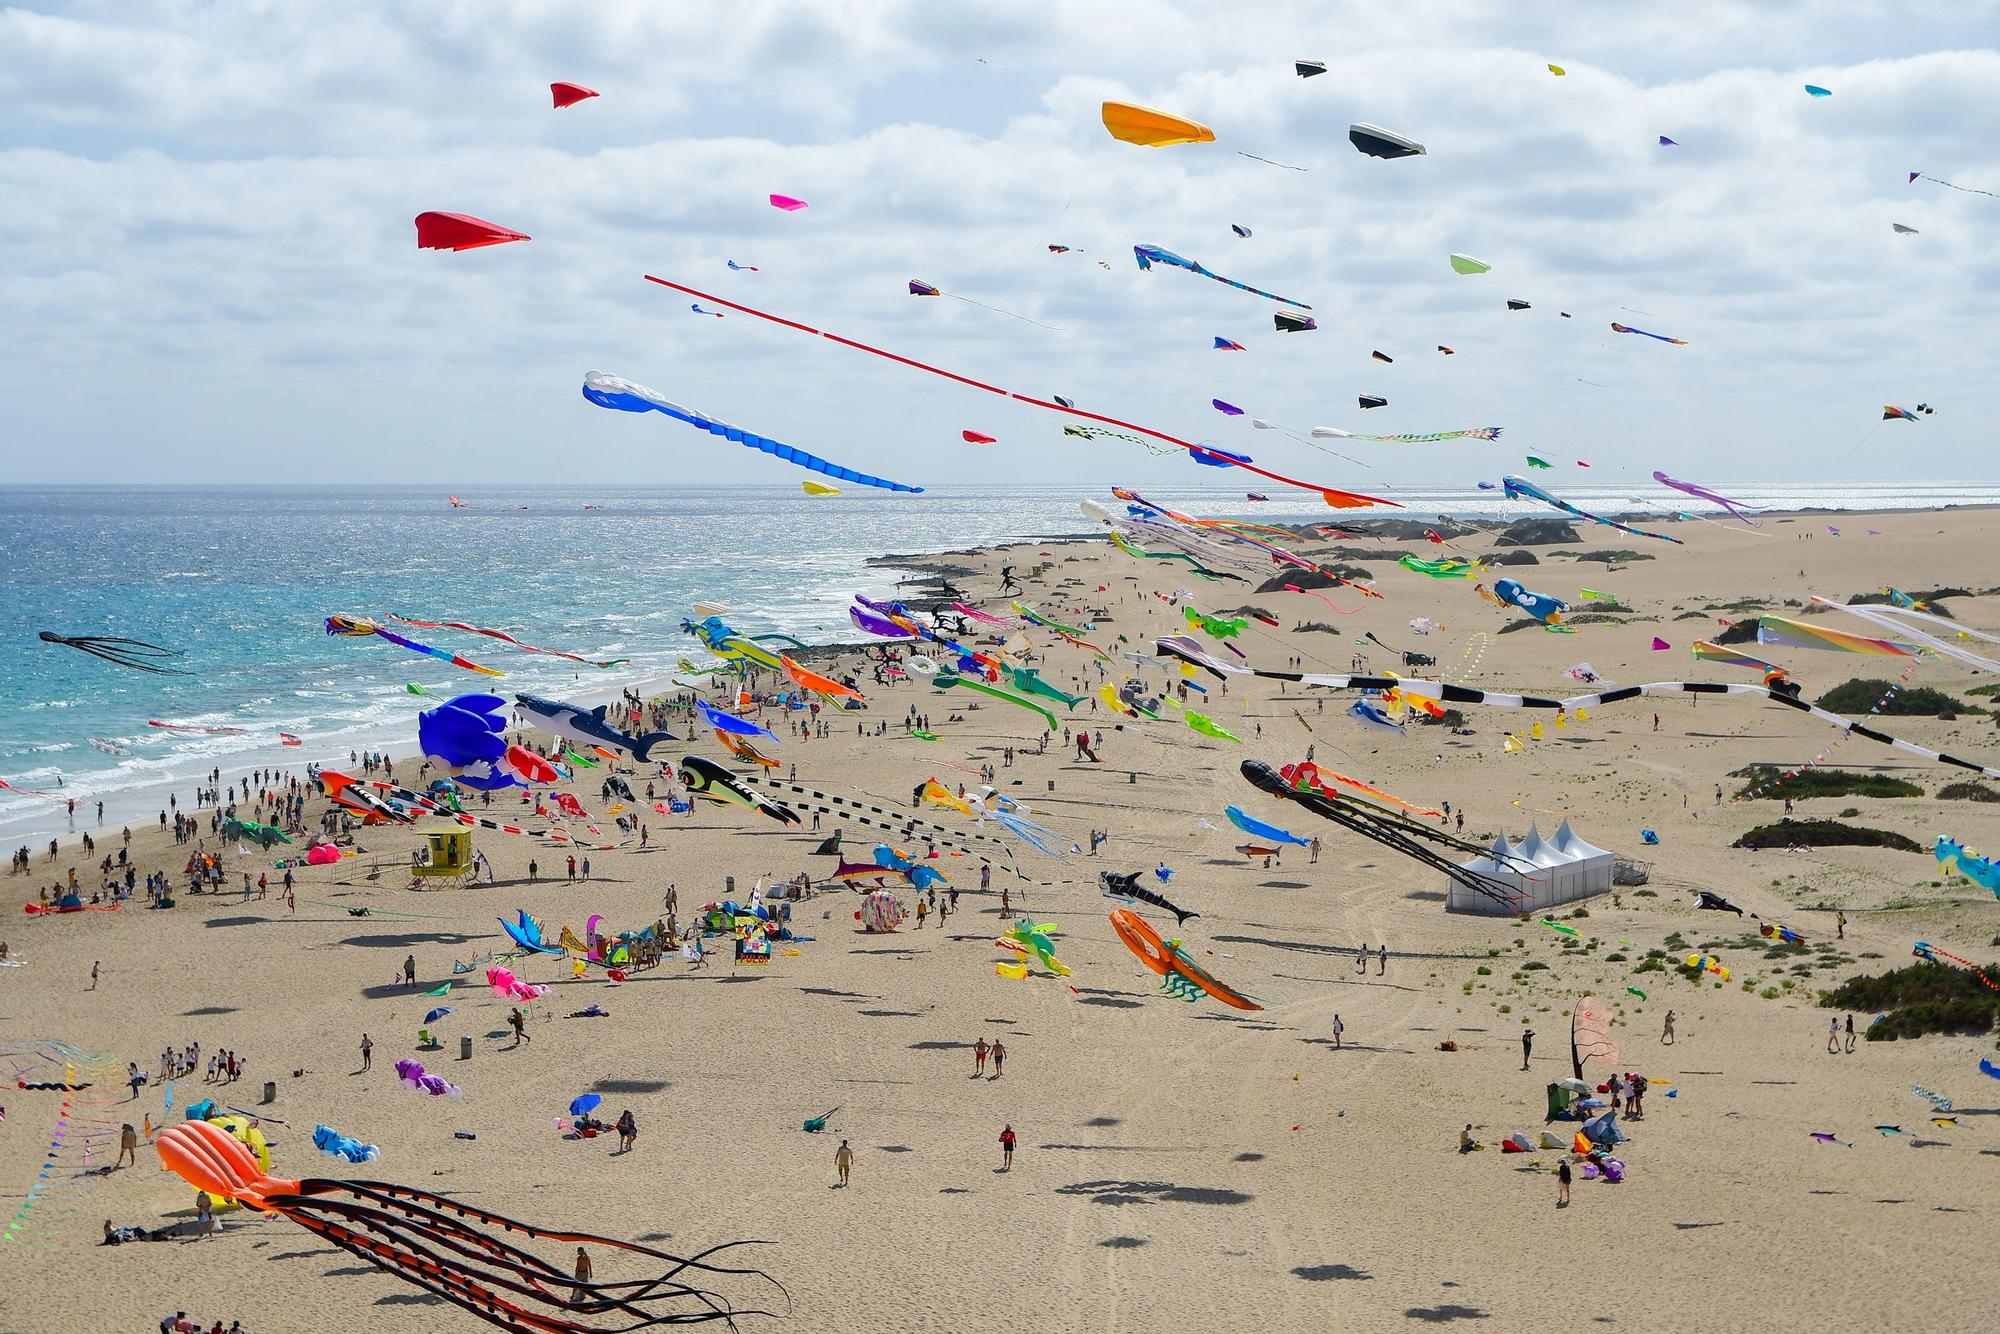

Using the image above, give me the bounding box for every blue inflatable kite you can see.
[417,692,519,791]
[1224,804,1311,846]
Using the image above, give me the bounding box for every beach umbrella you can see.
[569,1093,602,1118]
[423,1007,455,1025]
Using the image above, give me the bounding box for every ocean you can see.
[2,480,1992,842]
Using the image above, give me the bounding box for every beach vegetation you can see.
[1816,677,1977,718]
[1732,820,1923,853]
[1938,781,2000,801]
[1822,960,2000,1040]
[1730,765,1921,800]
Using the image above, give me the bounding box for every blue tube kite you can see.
[697,698,779,742]
[1134,245,1312,309]
[1501,475,1684,546]
[1224,804,1311,846]
[582,371,925,493]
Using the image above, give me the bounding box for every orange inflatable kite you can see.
[1108,908,1260,1010]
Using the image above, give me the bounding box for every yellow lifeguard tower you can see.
[409,827,474,890]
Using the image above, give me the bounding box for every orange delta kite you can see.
[1109,908,1261,1010]
[1101,101,1216,147]
[414,212,530,252]
[781,653,865,703]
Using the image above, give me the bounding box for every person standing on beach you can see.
[1557,1157,1572,1207]
[117,1122,138,1168]
[1356,943,1368,975]
[566,855,577,883]
[1377,944,1387,976]
[571,1247,592,1306]
[403,954,416,989]
[1661,1010,1675,1044]
[1331,1013,1344,1049]
[1843,1014,1856,1053]
[359,1034,372,1071]
[1521,1028,1535,1070]
[835,1139,853,1187]
[1835,910,1846,939]
[90,960,100,991]
[615,1109,637,1153]
[990,1040,1005,1078]
[999,1124,1016,1171]
[974,1038,989,1075]
[1827,1016,1840,1054]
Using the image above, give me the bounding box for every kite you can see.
[690,304,723,317]
[1450,254,1490,275]
[1349,124,1425,158]
[153,1120,781,1332]
[1231,224,1252,238]
[1502,475,1684,545]
[1224,804,1310,846]
[1652,471,1758,525]
[1274,312,1317,332]
[802,481,840,496]
[1882,405,1923,421]
[1438,345,1455,354]
[1282,760,1442,819]
[1063,423,1151,449]
[908,279,1062,330]
[1892,223,1919,234]
[1494,578,1568,626]
[499,909,564,955]
[1101,101,1215,147]
[393,1058,462,1098]
[387,615,629,668]
[994,916,1069,979]
[961,430,996,444]
[514,694,678,764]
[38,631,189,675]
[1002,664,1085,709]
[1134,245,1312,308]
[1240,759,1523,909]
[1548,63,1566,75]
[1313,426,1501,444]
[781,654,864,702]
[414,212,529,252]
[1507,299,1533,310]
[1526,456,1552,469]
[1185,711,1241,743]
[1934,839,2000,898]
[549,82,597,108]
[1398,556,1480,578]
[1283,582,1360,614]
[1659,136,1678,146]
[933,673,1058,733]
[1357,395,1387,410]
[1185,606,1248,640]
[642,277,1399,509]
[679,756,800,825]
[149,719,249,734]
[1651,638,1671,650]
[1109,908,1260,1009]
[1909,171,1998,198]
[1610,322,1688,346]
[325,616,503,677]
[1760,922,1805,946]
[1099,870,1198,926]
[1214,337,1245,351]
[312,1124,381,1164]
[1810,596,2000,675]
[727,260,759,271]
[581,371,923,493]
[1371,351,1394,363]
[1694,890,1745,915]
[697,699,778,742]
[1914,941,2000,991]
[1295,61,1326,77]
[768,194,807,211]
[1756,616,1920,657]
[1350,697,1406,734]
[1155,634,2000,780]
[1212,399,1245,416]
[1804,85,1831,97]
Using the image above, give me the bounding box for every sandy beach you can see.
[5,504,1997,1334]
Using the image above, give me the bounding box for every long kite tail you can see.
[641,276,1397,510]
[387,615,631,668]
[1155,635,2000,781]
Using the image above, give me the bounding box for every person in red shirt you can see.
[999,1124,1016,1172]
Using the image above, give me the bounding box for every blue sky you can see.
[2,1,1996,493]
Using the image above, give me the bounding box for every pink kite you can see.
[487,966,548,1002]
[962,430,996,444]
[769,194,807,212]
[305,843,341,866]
[550,82,598,109]
[952,602,1012,626]
[1650,637,1670,650]
[1652,470,1758,526]
[506,744,561,784]
[414,212,530,252]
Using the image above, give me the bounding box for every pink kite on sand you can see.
[487,966,548,1002]
[769,194,807,212]
[305,843,341,866]
[550,82,598,109]
[1651,637,1670,650]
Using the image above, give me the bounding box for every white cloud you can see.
[0,0,1995,488]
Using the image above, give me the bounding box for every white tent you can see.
[1445,819,1616,915]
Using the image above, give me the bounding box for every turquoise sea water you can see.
[2,481,1992,840]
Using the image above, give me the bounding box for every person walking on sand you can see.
[1521,1027,1535,1070]
[117,1122,137,1168]
[1827,1016,1840,1054]
[990,1039,1006,1078]
[835,1139,853,1187]
[914,898,928,930]
[1331,1013,1344,1049]
[615,1109,637,1153]
[510,1007,531,1045]
[974,1038,989,1075]
[359,1033,372,1071]
[1843,1014,1856,1054]
[1377,944,1387,976]
[1355,943,1368,975]
[90,960,99,991]
[1557,1156,1572,1207]
[1661,1010,1676,1045]
[999,1124,1016,1171]
[571,1247,592,1306]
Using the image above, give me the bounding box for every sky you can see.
[2,0,1996,494]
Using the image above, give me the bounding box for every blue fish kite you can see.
[1501,475,1684,545]
[582,371,924,494]
[1224,804,1311,846]
[1134,245,1312,308]
[697,698,779,742]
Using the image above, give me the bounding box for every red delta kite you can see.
[551,82,598,109]
[415,212,530,252]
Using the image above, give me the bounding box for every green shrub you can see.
[1522,961,1550,972]
[1731,765,1921,800]
[1938,781,2000,802]
[1817,678,1975,718]
[1732,821,1923,853]
[1822,960,2000,1040]
[1475,965,1492,976]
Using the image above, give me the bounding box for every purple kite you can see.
[769,194,807,211]
[1212,399,1245,416]
[1652,470,1758,527]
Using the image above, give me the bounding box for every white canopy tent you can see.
[1445,819,1615,915]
